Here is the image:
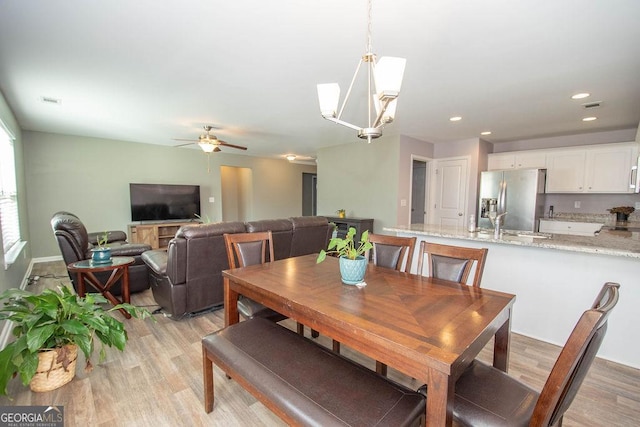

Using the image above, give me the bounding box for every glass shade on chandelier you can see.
[316,0,406,144]
[317,55,405,143]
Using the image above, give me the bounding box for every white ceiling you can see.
[1,0,639,160]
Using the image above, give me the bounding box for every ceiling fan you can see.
[174,125,247,153]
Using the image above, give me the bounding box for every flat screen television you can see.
[129,183,201,222]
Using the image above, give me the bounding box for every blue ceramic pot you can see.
[91,248,111,264]
[339,255,367,285]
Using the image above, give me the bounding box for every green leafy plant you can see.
[95,231,110,249]
[316,227,372,263]
[0,285,153,396]
[608,206,634,215]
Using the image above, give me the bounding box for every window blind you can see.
[0,124,20,258]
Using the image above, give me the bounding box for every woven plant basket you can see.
[29,344,78,392]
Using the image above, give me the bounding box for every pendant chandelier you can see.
[317,0,406,143]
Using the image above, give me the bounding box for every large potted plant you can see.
[0,285,152,396]
[317,227,373,285]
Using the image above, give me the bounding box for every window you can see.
[0,122,23,268]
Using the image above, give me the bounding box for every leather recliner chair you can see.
[51,211,152,295]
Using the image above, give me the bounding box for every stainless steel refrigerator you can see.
[477,169,546,232]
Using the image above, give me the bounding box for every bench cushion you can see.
[202,318,425,426]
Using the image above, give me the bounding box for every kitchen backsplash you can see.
[545,193,639,223]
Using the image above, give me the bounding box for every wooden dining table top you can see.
[222,253,516,426]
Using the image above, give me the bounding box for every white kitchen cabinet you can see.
[584,144,636,193]
[545,142,637,193]
[539,219,604,236]
[488,151,546,170]
[545,150,586,192]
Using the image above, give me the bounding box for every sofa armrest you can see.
[107,242,152,257]
[141,249,168,276]
[88,230,128,245]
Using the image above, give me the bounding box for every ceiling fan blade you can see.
[173,138,199,142]
[218,141,248,150]
[174,142,197,148]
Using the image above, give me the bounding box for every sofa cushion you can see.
[245,219,293,261]
[289,216,331,257]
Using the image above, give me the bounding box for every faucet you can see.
[491,212,508,239]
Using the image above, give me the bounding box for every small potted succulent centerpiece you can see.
[0,285,153,396]
[91,231,111,264]
[317,227,373,285]
[608,206,635,223]
[337,209,346,218]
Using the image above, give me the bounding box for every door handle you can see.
[458,213,463,216]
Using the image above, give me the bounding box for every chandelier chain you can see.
[366,0,373,54]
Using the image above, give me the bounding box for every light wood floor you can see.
[1,260,639,426]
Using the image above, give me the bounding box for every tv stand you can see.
[129,221,197,250]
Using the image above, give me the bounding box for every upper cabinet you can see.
[488,151,546,170]
[545,150,586,192]
[489,142,637,194]
[546,143,637,193]
[584,144,636,193]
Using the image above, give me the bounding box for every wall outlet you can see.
[400,199,407,207]
[208,197,215,203]
[574,201,581,208]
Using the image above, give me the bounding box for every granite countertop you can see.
[384,223,640,259]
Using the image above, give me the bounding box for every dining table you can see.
[222,254,516,426]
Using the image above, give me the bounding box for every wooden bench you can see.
[202,317,426,426]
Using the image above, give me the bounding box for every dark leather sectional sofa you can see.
[141,216,332,319]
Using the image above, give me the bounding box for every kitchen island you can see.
[384,223,640,369]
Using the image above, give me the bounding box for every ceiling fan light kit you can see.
[317,0,406,143]
[174,125,247,153]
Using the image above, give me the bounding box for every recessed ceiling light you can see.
[571,93,590,100]
[480,131,492,136]
[449,116,462,122]
[582,117,597,122]
[286,155,296,161]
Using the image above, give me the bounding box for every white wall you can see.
[23,131,316,258]
[317,136,400,234]
[492,128,636,153]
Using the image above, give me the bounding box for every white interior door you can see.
[432,158,468,227]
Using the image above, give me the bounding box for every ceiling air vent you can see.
[582,101,602,109]
[40,96,62,105]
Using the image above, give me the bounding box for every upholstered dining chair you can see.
[446,282,620,427]
[223,231,287,323]
[416,241,488,288]
[374,241,489,376]
[368,233,417,273]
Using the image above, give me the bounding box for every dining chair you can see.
[448,282,620,427]
[223,231,287,323]
[374,241,488,376]
[416,241,488,288]
[368,233,417,273]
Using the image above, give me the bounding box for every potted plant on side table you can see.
[0,285,153,396]
[90,231,112,264]
[317,226,373,285]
